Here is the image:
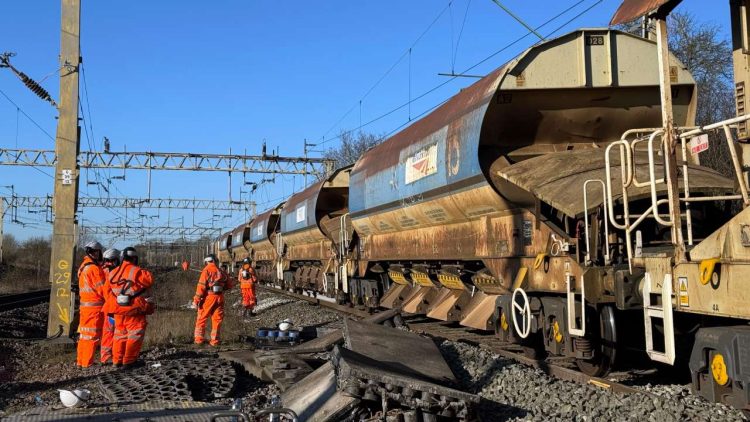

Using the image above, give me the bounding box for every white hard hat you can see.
[278,319,292,331]
[84,240,103,251]
[58,388,90,408]
[103,248,120,260]
[204,256,214,263]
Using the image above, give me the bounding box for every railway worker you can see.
[193,255,234,346]
[76,240,107,368]
[181,260,189,271]
[239,257,257,316]
[99,248,120,365]
[103,247,155,368]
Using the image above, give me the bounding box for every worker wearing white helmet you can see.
[76,240,107,368]
[99,248,120,365]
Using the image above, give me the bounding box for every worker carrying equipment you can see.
[76,240,107,368]
[100,248,120,364]
[102,246,154,367]
[239,257,257,316]
[193,256,234,346]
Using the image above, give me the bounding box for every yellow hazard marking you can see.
[678,277,689,308]
[56,303,70,325]
[512,267,528,291]
[500,312,509,331]
[388,271,409,285]
[712,353,730,386]
[699,258,719,286]
[553,321,563,343]
[437,273,466,290]
[410,271,435,287]
[533,253,547,269]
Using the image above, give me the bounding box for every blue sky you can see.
[0,0,728,246]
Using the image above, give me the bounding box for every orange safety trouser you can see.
[194,294,225,346]
[100,314,115,363]
[77,307,103,367]
[241,286,256,309]
[113,314,147,365]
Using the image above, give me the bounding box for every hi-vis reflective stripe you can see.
[80,301,104,307]
[79,326,100,333]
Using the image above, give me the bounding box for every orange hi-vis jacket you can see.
[103,261,155,316]
[239,263,256,289]
[194,262,233,305]
[78,256,106,309]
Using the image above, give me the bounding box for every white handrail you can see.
[604,140,631,231]
[646,130,672,227]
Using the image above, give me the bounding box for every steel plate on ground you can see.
[342,318,458,385]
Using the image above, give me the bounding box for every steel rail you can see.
[258,284,649,397]
[0,288,51,312]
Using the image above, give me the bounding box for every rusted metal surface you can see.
[249,202,284,264]
[282,168,350,264]
[610,0,682,25]
[349,31,698,282]
[217,231,233,264]
[228,221,251,262]
[495,149,734,218]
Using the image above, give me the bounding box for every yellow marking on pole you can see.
[56,303,70,325]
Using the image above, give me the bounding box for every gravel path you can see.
[439,340,746,421]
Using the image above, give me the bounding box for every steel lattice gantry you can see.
[79,225,222,237]
[2,196,254,212]
[0,148,336,175]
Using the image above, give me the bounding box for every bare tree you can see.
[666,12,736,177]
[324,131,385,169]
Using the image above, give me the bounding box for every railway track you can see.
[0,289,51,312]
[257,284,649,397]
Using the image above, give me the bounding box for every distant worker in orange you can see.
[103,247,155,368]
[76,240,107,368]
[239,257,257,317]
[193,255,234,346]
[99,248,120,365]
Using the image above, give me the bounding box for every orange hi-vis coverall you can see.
[102,261,154,365]
[100,266,115,364]
[76,256,107,367]
[194,262,234,346]
[239,263,257,310]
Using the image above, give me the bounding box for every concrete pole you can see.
[46,0,81,338]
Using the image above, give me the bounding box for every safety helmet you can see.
[278,318,292,331]
[84,240,103,253]
[243,257,251,264]
[204,255,215,263]
[103,248,120,261]
[121,247,138,264]
[58,388,90,408]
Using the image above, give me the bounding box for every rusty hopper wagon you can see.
[221,24,750,413]
[216,231,232,267]
[278,167,351,297]
[228,222,252,269]
[249,202,284,283]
